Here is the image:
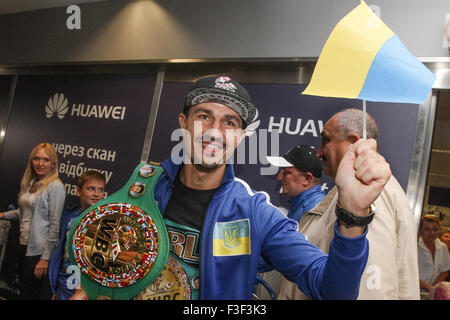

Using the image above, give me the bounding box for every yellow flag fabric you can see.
[303,1,393,98]
[303,1,435,104]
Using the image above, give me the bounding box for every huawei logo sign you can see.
[45,93,69,119]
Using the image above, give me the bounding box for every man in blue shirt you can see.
[267,144,326,223]
[254,145,326,296]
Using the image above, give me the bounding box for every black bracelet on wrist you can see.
[335,204,376,227]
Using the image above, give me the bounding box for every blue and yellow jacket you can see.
[155,157,369,300]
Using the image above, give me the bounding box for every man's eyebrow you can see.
[223,114,242,125]
[320,130,331,140]
[192,107,212,115]
[193,107,243,126]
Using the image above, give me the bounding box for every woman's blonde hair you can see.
[19,143,60,198]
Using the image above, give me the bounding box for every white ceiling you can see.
[0,0,111,15]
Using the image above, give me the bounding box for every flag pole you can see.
[363,100,367,140]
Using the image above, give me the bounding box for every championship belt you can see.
[134,253,194,300]
[67,162,169,300]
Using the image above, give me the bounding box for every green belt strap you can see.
[67,162,169,300]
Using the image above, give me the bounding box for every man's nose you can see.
[277,170,284,181]
[213,119,229,136]
[205,124,224,141]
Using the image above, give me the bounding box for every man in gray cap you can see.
[267,144,326,223]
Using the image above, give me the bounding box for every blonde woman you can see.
[0,143,65,299]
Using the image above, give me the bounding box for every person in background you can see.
[0,142,65,299]
[439,226,450,253]
[277,108,420,300]
[267,144,325,223]
[254,144,326,298]
[418,214,450,291]
[49,170,106,300]
[439,226,450,282]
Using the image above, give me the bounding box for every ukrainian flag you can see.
[303,1,435,104]
[213,219,251,256]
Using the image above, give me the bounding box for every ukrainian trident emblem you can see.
[223,226,239,249]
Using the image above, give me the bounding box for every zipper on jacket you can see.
[198,180,231,300]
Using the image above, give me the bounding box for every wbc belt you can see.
[67,162,169,300]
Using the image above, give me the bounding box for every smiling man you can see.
[145,77,392,300]
[72,76,392,300]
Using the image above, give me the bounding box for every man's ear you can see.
[179,113,187,129]
[347,133,360,144]
[303,172,314,185]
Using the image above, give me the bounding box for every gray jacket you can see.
[4,178,66,260]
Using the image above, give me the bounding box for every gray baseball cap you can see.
[184,75,257,128]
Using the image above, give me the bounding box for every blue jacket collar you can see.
[289,184,324,210]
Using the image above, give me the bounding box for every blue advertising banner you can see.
[0,74,156,209]
[150,81,418,209]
